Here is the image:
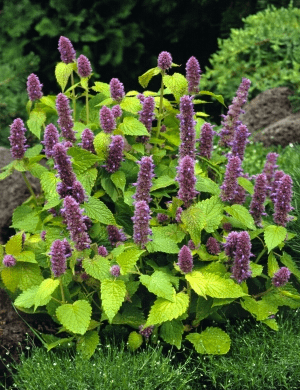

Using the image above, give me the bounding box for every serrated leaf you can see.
[128,331,143,351]
[261,318,279,331]
[116,249,145,275]
[5,232,23,256]
[95,97,114,107]
[93,132,111,159]
[101,279,126,323]
[146,237,179,254]
[237,177,254,195]
[77,330,99,359]
[55,62,75,91]
[25,144,43,158]
[150,175,175,192]
[45,336,75,352]
[241,296,278,320]
[111,171,126,193]
[67,147,99,172]
[193,297,213,326]
[27,162,48,179]
[56,300,92,335]
[40,172,60,201]
[138,67,161,88]
[1,262,43,292]
[40,96,57,110]
[12,206,41,233]
[84,197,116,225]
[14,285,39,308]
[264,225,287,253]
[199,91,226,107]
[280,251,300,282]
[27,110,46,139]
[249,262,263,278]
[34,279,60,310]
[163,73,188,101]
[160,320,184,349]
[268,252,280,277]
[186,327,230,354]
[145,292,189,327]
[76,168,97,195]
[119,117,149,136]
[120,97,142,114]
[195,176,221,195]
[82,255,111,281]
[151,225,185,244]
[92,82,110,96]
[140,271,175,302]
[224,204,256,230]
[16,251,37,263]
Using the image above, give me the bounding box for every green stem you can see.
[59,278,65,303]
[21,172,38,206]
[71,71,76,121]
[252,287,273,299]
[156,70,165,138]
[86,89,89,124]
[255,247,267,264]
[187,281,192,314]
[81,283,101,311]
[51,296,63,304]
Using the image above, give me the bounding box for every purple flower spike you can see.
[77,54,92,78]
[272,267,291,287]
[186,56,201,94]
[62,238,72,258]
[3,255,17,268]
[219,78,251,148]
[187,240,196,250]
[62,196,91,251]
[110,78,125,102]
[98,245,108,257]
[178,95,196,160]
[9,118,28,159]
[105,135,124,173]
[263,153,279,192]
[175,207,183,223]
[138,96,155,133]
[198,122,215,160]
[100,106,116,133]
[249,173,268,227]
[132,156,155,204]
[56,93,76,142]
[107,225,126,247]
[220,156,243,203]
[231,231,253,283]
[139,325,154,339]
[27,73,43,101]
[58,36,76,64]
[40,231,47,241]
[157,213,169,223]
[71,180,86,204]
[49,240,67,277]
[42,123,59,158]
[176,155,199,208]
[132,200,152,249]
[273,174,294,226]
[224,231,240,260]
[157,51,173,70]
[270,170,285,203]
[223,223,232,232]
[206,237,221,255]
[177,245,193,274]
[80,128,95,153]
[110,265,121,277]
[111,105,123,118]
[231,123,251,161]
[53,143,77,197]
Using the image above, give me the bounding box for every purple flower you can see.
[132,200,152,249]
[49,240,67,277]
[132,156,155,204]
[157,51,173,70]
[224,231,240,260]
[157,213,169,223]
[62,238,73,258]
[220,156,243,202]
[105,135,124,173]
[219,78,251,148]
[26,73,43,101]
[110,78,125,102]
[110,265,120,277]
[178,95,196,160]
[139,325,154,339]
[98,245,108,257]
[270,170,285,203]
[206,237,221,255]
[40,231,47,241]
[71,180,87,204]
[231,123,251,161]
[137,94,145,103]
[107,225,126,247]
[53,143,76,197]
[198,122,215,159]
[187,240,196,250]
[77,54,92,78]
[273,174,294,226]
[62,196,91,251]
[249,173,268,227]
[111,105,123,118]
[42,123,59,158]
[263,153,279,193]
[138,96,155,133]
[100,106,116,133]
[175,207,183,223]
[176,156,199,208]
[80,128,95,153]
[3,255,16,267]
[272,267,291,287]
[8,118,28,159]
[231,231,253,283]
[58,36,76,64]
[186,56,201,94]
[56,93,76,142]
[223,223,232,232]
[177,245,193,274]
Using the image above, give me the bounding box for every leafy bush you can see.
[1,36,300,361]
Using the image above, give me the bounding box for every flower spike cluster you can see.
[77,55,92,78]
[42,123,59,158]
[273,174,294,226]
[9,118,28,159]
[105,135,124,173]
[198,122,216,159]
[186,56,201,94]
[80,128,96,153]
[178,95,196,160]
[231,123,251,161]
[107,225,126,247]
[224,231,240,260]
[206,237,221,255]
[138,96,155,133]
[132,156,155,204]
[176,155,199,208]
[177,245,193,274]
[132,200,152,249]
[98,246,108,257]
[249,173,268,227]
[111,105,122,118]
[110,78,125,102]
[58,36,76,64]
[262,152,278,193]
[27,73,43,101]
[49,239,67,277]
[272,267,291,287]
[157,51,172,70]
[231,231,253,283]
[100,106,116,133]
[220,155,243,202]
[56,93,76,142]
[270,170,285,203]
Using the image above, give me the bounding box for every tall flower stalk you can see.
[156,51,172,138]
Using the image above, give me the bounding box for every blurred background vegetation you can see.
[1,0,300,147]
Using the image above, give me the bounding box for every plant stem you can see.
[187,281,191,314]
[71,71,76,121]
[255,247,267,263]
[21,172,38,206]
[86,89,89,124]
[252,287,273,299]
[156,70,165,138]
[59,278,65,303]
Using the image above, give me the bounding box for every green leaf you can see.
[163,73,188,100]
[84,197,116,225]
[237,176,254,195]
[101,279,126,323]
[146,237,179,254]
[120,97,142,114]
[195,176,221,195]
[5,232,23,256]
[111,171,126,193]
[67,147,99,172]
[1,262,43,292]
[199,91,226,107]
[40,172,60,201]
[77,331,99,359]
[25,144,43,158]
[160,320,184,349]
[268,252,280,277]
[26,110,46,139]
[76,168,97,195]
[138,67,161,88]
[55,62,75,91]
[82,255,111,281]
[224,204,256,230]
[14,285,39,309]
[93,132,111,159]
[261,318,279,331]
[264,225,287,253]
[56,300,92,335]
[27,163,48,179]
[40,96,57,110]
[140,271,176,302]
[151,225,185,244]
[12,205,41,233]
[0,162,14,181]
[119,117,149,136]
[186,327,231,354]
[151,176,175,192]
[280,251,300,282]
[16,251,37,264]
[249,262,263,278]
[34,279,60,310]
[91,82,110,96]
[193,297,213,326]
[101,177,118,202]
[116,248,145,275]
[128,331,143,351]
[145,292,189,327]
[241,296,278,320]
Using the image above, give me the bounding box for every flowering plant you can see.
[0,36,299,359]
